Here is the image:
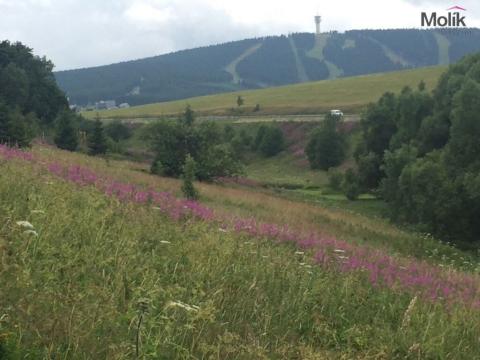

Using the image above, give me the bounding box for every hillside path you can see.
[225,42,263,84]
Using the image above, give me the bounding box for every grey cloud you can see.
[1,0,478,71]
[1,0,264,70]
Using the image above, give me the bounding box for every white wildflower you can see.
[334,249,346,253]
[160,241,171,245]
[152,206,162,210]
[166,301,199,312]
[16,221,34,230]
[295,251,305,255]
[218,228,228,233]
[401,296,418,330]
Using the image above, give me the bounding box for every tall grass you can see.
[1,157,480,358]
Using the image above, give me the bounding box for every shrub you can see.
[306,113,346,170]
[105,121,132,142]
[343,169,361,201]
[255,125,284,157]
[327,169,343,191]
[147,107,243,181]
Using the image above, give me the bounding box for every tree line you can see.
[0,41,68,146]
[0,40,133,157]
[350,54,480,245]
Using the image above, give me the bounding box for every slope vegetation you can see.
[56,29,480,107]
[87,66,445,118]
[1,144,480,358]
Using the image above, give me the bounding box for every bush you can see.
[306,113,346,170]
[255,125,284,157]
[327,169,343,191]
[105,121,132,142]
[343,169,361,201]
[357,152,383,190]
[147,107,243,181]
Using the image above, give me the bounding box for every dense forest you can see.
[351,53,480,246]
[0,41,68,146]
[55,39,260,106]
[55,29,480,107]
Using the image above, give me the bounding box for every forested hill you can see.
[55,29,480,107]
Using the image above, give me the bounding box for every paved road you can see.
[199,114,361,123]
[104,114,361,124]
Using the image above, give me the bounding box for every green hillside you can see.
[56,29,480,107]
[87,66,445,119]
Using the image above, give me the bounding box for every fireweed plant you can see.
[1,144,480,310]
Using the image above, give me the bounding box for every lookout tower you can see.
[314,15,322,36]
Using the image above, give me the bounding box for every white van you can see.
[330,109,344,117]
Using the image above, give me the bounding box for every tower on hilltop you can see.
[314,15,321,36]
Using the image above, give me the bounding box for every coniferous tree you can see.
[54,111,78,151]
[88,117,108,155]
[237,96,244,107]
[181,154,198,200]
[183,105,195,126]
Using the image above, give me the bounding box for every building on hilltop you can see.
[95,100,116,110]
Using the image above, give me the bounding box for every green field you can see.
[85,66,445,119]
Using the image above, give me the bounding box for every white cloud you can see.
[0,0,478,70]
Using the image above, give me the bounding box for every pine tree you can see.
[181,154,198,200]
[182,105,195,126]
[54,111,78,151]
[88,117,108,156]
[237,95,244,107]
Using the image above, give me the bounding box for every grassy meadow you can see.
[85,66,445,119]
[2,144,480,358]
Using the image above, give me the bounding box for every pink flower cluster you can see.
[232,217,480,307]
[47,162,215,222]
[0,144,34,162]
[2,144,480,308]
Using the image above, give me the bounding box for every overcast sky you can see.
[1,0,479,71]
